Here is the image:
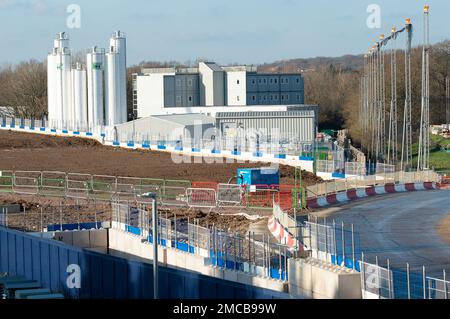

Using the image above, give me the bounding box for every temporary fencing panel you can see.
[40,171,66,197]
[304,221,336,262]
[0,170,13,193]
[360,261,394,299]
[217,184,244,207]
[13,171,41,195]
[116,176,141,198]
[186,188,217,208]
[160,180,190,207]
[272,185,294,210]
[245,185,276,209]
[91,175,116,200]
[427,277,450,299]
[66,173,91,199]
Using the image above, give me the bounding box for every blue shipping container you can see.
[237,168,279,186]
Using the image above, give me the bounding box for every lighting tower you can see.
[418,5,431,171]
[401,18,413,171]
[446,76,450,131]
[388,27,398,165]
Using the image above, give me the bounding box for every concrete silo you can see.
[72,63,88,129]
[86,47,105,127]
[48,32,73,128]
[47,48,57,127]
[105,31,127,126]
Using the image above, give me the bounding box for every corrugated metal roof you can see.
[215,110,316,119]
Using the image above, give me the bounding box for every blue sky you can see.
[0,0,449,66]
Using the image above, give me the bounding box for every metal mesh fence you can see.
[360,261,394,299]
[109,201,291,281]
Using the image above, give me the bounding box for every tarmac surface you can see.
[313,189,450,277]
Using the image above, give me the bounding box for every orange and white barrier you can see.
[268,216,303,251]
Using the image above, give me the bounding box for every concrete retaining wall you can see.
[108,228,289,294]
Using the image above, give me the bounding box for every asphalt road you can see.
[314,189,450,277]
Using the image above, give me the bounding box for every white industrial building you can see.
[132,62,305,118]
[47,31,127,129]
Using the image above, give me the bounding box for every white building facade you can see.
[132,62,305,118]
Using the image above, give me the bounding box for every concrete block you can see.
[288,258,361,299]
[223,270,238,282]
[54,231,73,246]
[89,230,108,248]
[72,230,90,248]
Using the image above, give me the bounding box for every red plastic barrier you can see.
[192,181,219,190]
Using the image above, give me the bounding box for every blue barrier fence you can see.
[0,226,290,299]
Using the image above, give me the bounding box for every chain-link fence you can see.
[360,258,450,300]
[302,218,361,271]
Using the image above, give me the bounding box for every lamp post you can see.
[146,192,159,299]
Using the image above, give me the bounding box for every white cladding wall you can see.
[86,48,105,126]
[136,72,175,118]
[72,66,88,126]
[105,31,127,126]
[199,62,225,106]
[225,71,246,106]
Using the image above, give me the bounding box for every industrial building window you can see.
[263,79,267,84]
[258,79,261,84]
[237,80,240,85]
[237,96,240,101]
[275,79,278,84]
[297,78,300,83]
[252,96,256,101]
[286,78,289,83]
[252,80,256,84]
[281,95,284,100]
[286,94,290,99]
[188,96,192,102]
[281,78,284,84]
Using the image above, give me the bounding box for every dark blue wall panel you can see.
[0,226,289,299]
[90,254,103,298]
[40,242,51,289]
[114,259,128,299]
[49,245,60,293]
[31,239,41,282]
[16,235,24,276]
[8,233,16,275]
[23,237,33,278]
